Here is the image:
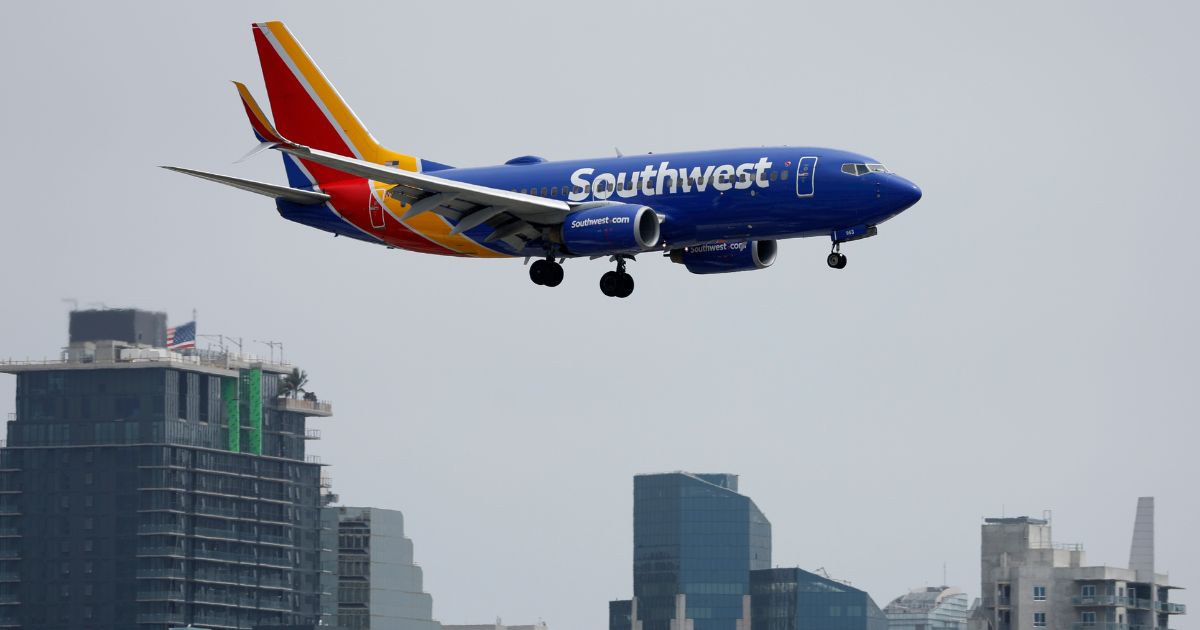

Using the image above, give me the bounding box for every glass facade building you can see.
[0,315,336,630]
[334,506,440,630]
[617,472,771,630]
[748,566,892,628]
[749,568,888,630]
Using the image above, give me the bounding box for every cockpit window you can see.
[842,162,889,176]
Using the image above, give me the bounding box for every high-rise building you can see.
[0,309,336,629]
[883,586,969,630]
[610,472,772,630]
[749,567,888,630]
[334,506,440,630]
[969,498,1187,630]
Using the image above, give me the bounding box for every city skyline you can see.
[1,2,1197,628]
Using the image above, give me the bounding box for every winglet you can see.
[234,81,289,145]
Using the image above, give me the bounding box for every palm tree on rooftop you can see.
[279,368,308,400]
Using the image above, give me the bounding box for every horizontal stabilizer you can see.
[162,166,330,205]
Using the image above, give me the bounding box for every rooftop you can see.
[0,344,296,378]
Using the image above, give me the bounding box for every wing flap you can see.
[162,166,330,205]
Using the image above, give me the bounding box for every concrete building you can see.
[969,498,1186,630]
[750,567,888,630]
[883,586,969,630]
[334,506,440,630]
[0,309,336,629]
[609,472,771,630]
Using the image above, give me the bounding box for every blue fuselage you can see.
[429,146,921,256]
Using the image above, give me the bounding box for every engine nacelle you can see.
[670,240,778,274]
[560,204,660,256]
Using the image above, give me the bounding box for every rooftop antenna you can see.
[254,340,285,364]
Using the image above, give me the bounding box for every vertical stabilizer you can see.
[1129,497,1154,577]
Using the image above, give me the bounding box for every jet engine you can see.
[559,204,660,256]
[670,240,778,274]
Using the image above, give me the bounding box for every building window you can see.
[1033,585,1047,601]
[1081,585,1096,598]
[1033,612,1047,627]
[1081,611,1096,626]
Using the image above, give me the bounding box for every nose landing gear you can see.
[600,256,635,298]
[826,246,847,269]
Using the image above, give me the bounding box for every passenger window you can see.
[781,170,789,180]
[770,171,778,182]
[550,186,558,196]
[572,186,581,194]
[541,187,548,196]
[520,188,528,194]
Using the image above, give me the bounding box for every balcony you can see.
[137,522,186,536]
[192,610,243,628]
[135,567,187,579]
[269,397,333,417]
[1158,602,1187,614]
[136,546,186,558]
[305,428,321,440]
[1074,595,1139,607]
[136,612,186,624]
[136,590,186,602]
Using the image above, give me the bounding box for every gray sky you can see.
[2,1,1197,627]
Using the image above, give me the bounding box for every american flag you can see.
[166,321,196,350]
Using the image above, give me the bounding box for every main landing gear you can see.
[529,257,564,287]
[826,243,847,269]
[600,256,635,298]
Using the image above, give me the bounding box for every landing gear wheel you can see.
[600,272,635,298]
[600,271,621,297]
[530,259,564,287]
[615,273,634,298]
[543,261,564,287]
[827,252,847,269]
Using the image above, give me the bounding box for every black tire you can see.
[827,252,841,268]
[543,262,564,287]
[529,260,548,285]
[599,271,619,296]
[836,253,848,269]
[616,273,635,298]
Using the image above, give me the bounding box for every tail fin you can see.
[250,21,424,183]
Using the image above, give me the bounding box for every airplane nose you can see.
[895,178,922,210]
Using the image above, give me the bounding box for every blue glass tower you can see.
[623,472,771,630]
[749,568,888,630]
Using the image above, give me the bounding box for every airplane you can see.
[166,21,922,298]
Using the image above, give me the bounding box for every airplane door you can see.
[369,194,386,229]
[795,156,817,197]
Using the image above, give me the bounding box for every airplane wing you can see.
[161,166,331,205]
[277,144,572,231]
